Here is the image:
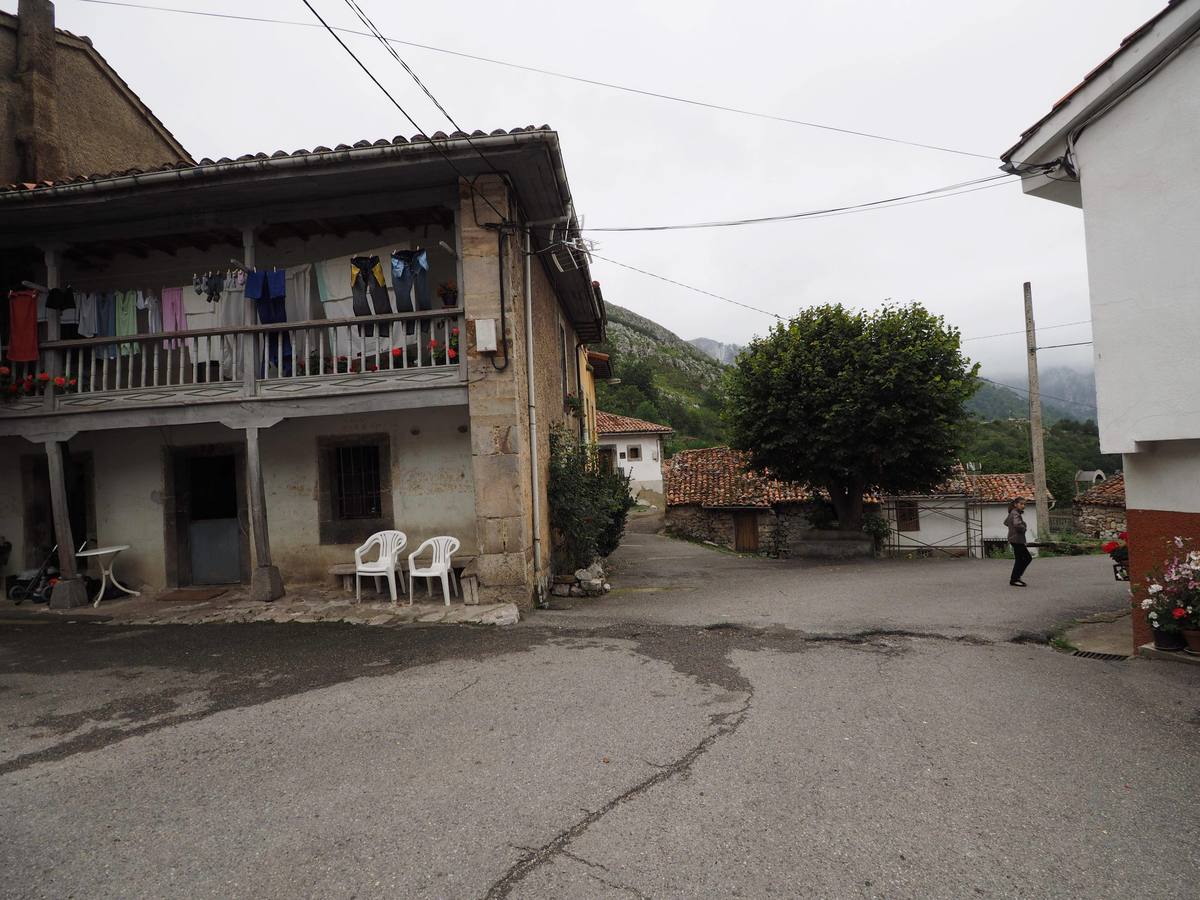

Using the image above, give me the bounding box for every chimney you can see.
[15,0,65,182]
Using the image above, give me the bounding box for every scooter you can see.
[8,541,89,604]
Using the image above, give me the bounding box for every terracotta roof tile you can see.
[0,127,556,195]
[1074,473,1125,508]
[596,410,673,436]
[665,447,810,509]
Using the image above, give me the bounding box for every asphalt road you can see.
[2,535,1198,899]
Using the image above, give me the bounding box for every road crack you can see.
[483,693,753,899]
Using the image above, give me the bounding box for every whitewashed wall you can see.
[0,406,476,590]
[599,433,665,493]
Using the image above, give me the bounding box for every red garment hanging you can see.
[7,289,38,362]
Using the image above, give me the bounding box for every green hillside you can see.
[593,302,728,452]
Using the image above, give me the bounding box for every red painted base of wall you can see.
[1126,508,1200,652]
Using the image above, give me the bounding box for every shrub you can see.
[547,426,635,572]
[862,512,891,548]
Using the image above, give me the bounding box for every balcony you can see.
[1,308,466,434]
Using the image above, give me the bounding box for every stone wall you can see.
[1074,503,1126,538]
[666,504,813,557]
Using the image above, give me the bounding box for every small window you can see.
[335,445,382,519]
[626,445,642,461]
[895,500,920,532]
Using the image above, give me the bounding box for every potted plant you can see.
[437,280,458,308]
[1102,531,1129,581]
[1140,537,1200,653]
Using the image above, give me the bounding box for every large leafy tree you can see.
[724,303,978,529]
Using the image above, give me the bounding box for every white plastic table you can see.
[77,545,140,607]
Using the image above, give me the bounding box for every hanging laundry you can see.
[45,286,75,312]
[350,255,392,338]
[77,291,99,338]
[6,289,39,362]
[160,287,186,348]
[116,289,141,356]
[391,249,431,313]
[246,268,291,373]
[96,291,118,360]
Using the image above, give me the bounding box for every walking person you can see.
[1005,497,1032,587]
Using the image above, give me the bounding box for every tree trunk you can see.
[827,481,865,531]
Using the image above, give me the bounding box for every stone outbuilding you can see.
[1073,473,1126,538]
[664,446,872,557]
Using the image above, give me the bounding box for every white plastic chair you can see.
[407,536,461,606]
[354,530,407,604]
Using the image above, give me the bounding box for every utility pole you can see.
[1024,282,1049,532]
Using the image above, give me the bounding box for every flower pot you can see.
[1182,628,1200,655]
[441,293,458,308]
[1153,629,1187,652]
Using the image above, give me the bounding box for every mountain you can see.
[689,337,743,366]
[594,303,728,450]
[974,366,1098,423]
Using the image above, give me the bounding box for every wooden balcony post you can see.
[245,423,284,601]
[44,437,88,608]
[241,227,258,398]
[41,245,61,411]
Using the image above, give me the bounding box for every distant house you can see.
[1074,473,1126,538]
[882,473,1048,557]
[596,411,673,495]
[1074,470,1106,495]
[664,446,873,557]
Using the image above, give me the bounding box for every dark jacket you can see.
[1004,509,1028,545]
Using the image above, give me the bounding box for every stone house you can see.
[0,126,604,610]
[664,446,874,557]
[1073,473,1126,538]
[596,410,673,496]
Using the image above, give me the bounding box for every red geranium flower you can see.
[53,376,66,387]
[36,372,50,382]
[1118,531,1128,541]
[1172,607,1187,619]
[391,347,402,358]
[451,327,460,336]
[0,365,9,376]
[68,377,77,386]
[447,348,457,360]
[1102,541,1119,553]
[429,339,439,349]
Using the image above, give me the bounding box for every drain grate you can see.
[1072,650,1130,661]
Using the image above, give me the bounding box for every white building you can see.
[884,473,1044,558]
[1001,0,1200,648]
[595,411,673,495]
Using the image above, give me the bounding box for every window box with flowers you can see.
[1,367,79,403]
[1139,536,1200,653]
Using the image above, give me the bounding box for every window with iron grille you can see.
[334,445,382,519]
[895,500,921,532]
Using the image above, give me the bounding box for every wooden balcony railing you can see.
[2,308,465,416]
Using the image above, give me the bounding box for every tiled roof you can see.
[665,447,810,509]
[1074,473,1125,508]
[0,127,552,194]
[963,473,1042,503]
[596,410,673,436]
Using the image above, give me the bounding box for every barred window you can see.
[335,445,382,519]
[896,500,920,532]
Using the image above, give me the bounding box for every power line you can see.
[961,319,1092,343]
[976,376,1096,410]
[581,173,1022,233]
[296,0,506,221]
[71,0,996,160]
[589,252,783,320]
[1036,340,1093,350]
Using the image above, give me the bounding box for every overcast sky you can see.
[14,0,1166,378]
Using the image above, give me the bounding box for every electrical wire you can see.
[588,253,783,320]
[1035,340,1092,350]
[961,320,1091,342]
[581,173,1024,233]
[71,0,997,160]
[297,0,507,221]
[976,376,1096,410]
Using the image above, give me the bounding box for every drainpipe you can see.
[524,224,546,607]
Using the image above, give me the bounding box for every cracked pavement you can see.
[2,534,1199,898]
